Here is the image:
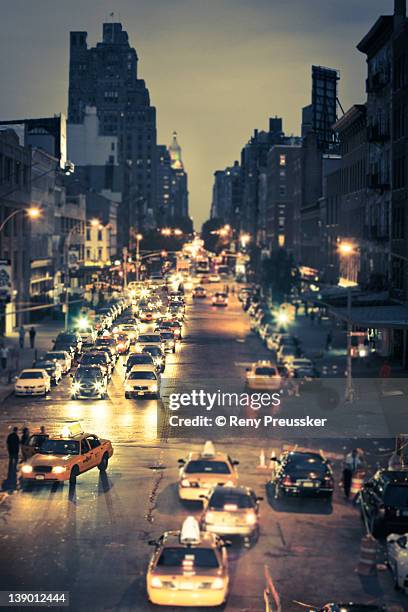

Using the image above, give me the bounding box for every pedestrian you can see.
[342,449,363,500]
[310,310,315,325]
[6,426,20,471]
[29,326,36,349]
[326,331,333,351]
[294,302,299,318]
[20,426,30,461]
[0,345,8,370]
[18,325,25,349]
[379,360,391,394]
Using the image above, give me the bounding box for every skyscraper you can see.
[68,22,157,246]
[168,132,189,223]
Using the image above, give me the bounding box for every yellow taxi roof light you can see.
[180,516,201,545]
[61,422,83,438]
[202,440,216,457]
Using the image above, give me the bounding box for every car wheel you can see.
[98,453,109,472]
[125,392,130,399]
[69,465,79,485]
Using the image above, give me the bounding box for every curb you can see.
[0,388,14,404]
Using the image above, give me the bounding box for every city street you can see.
[0,288,405,611]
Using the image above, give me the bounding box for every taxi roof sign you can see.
[180,516,201,545]
[202,440,215,457]
[61,422,83,438]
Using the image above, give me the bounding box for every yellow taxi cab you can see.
[201,485,262,541]
[245,360,282,391]
[178,442,239,502]
[20,422,113,485]
[147,516,230,607]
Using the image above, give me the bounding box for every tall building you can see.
[210,161,241,226]
[168,132,189,222]
[156,145,172,223]
[68,22,157,245]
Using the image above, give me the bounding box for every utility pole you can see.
[122,247,128,290]
[345,286,354,402]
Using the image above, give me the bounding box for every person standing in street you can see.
[29,326,36,349]
[6,426,20,470]
[342,449,363,500]
[18,325,25,349]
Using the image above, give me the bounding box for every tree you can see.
[261,249,299,305]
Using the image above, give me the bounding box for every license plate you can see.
[179,582,194,590]
[302,482,315,488]
[35,474,45,480]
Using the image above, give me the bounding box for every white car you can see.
[208,274,221,283]
[43,350,72,374]
[245,361,282,391]
[125,363,157,379]
[14,369,51,397]
[76,326,97,343]
[387,533,408,593]
[124,370,160,399]
[212,292,228,307]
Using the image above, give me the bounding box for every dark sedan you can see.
[270,451,334,500]
[360,469,408,536]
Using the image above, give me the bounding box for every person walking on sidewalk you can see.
[18,325,26,349]
[6,427,20,471]
[342,449,363,500]
[29,326,36,349]
[0,345,8,370]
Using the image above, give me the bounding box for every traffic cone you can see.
[258,448,266,469]
[356,534,378,576]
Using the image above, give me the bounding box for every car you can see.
[258,322,276,343]
[193,286,207,299]
[93,314,108,332]
[126,363,157,380]
[360,470,408,536]
[95,336,119,358]
[21,431,49,459]
[124,369,160,399]
[201,485,262,542]
[159,331,176,353]
[71,366,108,400]
[178,441,239,502]
[277,344,299,365]
[316,606,386,612]
[52,340,76,360]
[245,361,282,391]
[43,350,72,374]
[142,346,166,372]
[139,309,156,323]
[289,359,320,387]
[115,333,131,355]
[20,422,113,485]
[135,333,164,353]
[113,323,138,343]
[386,532,408,593]
[270,451,334,500]
[124,352,157,376]
[212,292,228,307]
[208,274,221,283]
[73,324,97,344]
[157,319,183,340]
[147,516,230,607]
[14,369,51,397]
[32,359,63,385]
[54,332,82,356]
[78,351,112,379]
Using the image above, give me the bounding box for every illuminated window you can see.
[278,235,285,247]
[279,154,286,166]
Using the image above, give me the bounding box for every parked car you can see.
[360,470,408,536]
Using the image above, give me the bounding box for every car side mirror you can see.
[232,460,239,466]
[256,496,264,502]
[245,368,250,372]
[148,539,158,547]
[178,459,185,465]
[199,494,208,500]
[222,540,232,548]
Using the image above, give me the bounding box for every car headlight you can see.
[180,478,190,487]
[211,578,225,590]
[21,465,33,474]
[245,511,257,525]
[94,382,103,391]
[151,384,158,392]
[125,384,133,392]
[72,382,81,392]
[52,466,66,474]
[150,577,163,588]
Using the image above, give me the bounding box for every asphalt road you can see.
[0,287,406,611]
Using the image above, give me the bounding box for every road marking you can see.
[276,522,287,547]
[234,362,253,367]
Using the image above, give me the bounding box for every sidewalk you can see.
[0,320,65,402]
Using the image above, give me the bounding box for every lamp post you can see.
[64,223,85,329]
[135,233,143,282]
[0,206,41,234]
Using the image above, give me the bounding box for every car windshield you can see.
[139,335,160,342]
[40,439,80,455]
[96,338,115,346]
[45,352,65,360]
[19,371,44,380]
[285,455,326,473]
[384,485,408,507]
[75,369,102,380]
[209,491,254,509]
[254,367,277,376]
[81,354,107,365]
[161,333,173,340]
[157,547,219,568]
[128,371,156,380]
[185,460,231,474]
[34,362,53,369]
[56,334,76,343]
[128,356,153,365]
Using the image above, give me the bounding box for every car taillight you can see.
[282,475,293,486]
[323,476,334,488]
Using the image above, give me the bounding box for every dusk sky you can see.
[0,0,395,227]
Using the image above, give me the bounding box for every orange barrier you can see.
[356,534,377,576]
[350,470,365,497]
[264,565,281,612]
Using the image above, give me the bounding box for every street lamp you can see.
[240,233,251,248]
[0,206,41,234]
[337,241,356,402]
[136,233,143,282]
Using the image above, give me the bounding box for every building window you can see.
[278,235,285,247]
[86,249,91,260]
[86,228,90,241]
[98,230,103,242]
[279,169,286,178]
[98,248,103,260]
[279,185,287,196]
[279,154,286,167]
